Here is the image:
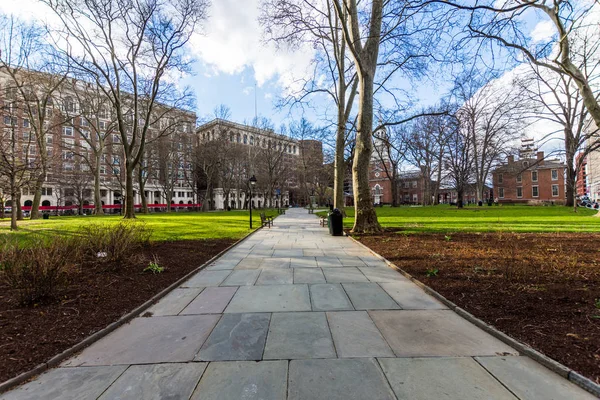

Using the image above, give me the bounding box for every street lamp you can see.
[249,175,257,229]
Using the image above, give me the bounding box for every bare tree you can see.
[213,104,232,120]
[454,75,524,202]
[44,0,208,218]
[434,1,600,129]
[445,117,474,209]
[372,126,407,207]
[0,16,72,220]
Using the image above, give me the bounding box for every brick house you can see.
[369,160,393,204]
[492,152,566,204]
[576,153,587,197]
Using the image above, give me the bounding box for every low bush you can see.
[0,237,78,305]
[79,222,152,268]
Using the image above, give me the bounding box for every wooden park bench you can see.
[308,207,314,214]
[260,212,273,228]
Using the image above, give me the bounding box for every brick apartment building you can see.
[492,151,566,204]
[576,153,587,197]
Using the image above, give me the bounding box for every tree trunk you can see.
[29,172,45,219]
[124,165,135,219]
[351,72,382,233]
[457,189,464,209]
[565,163,576,208]
[334,101,346,212]
[391,173,398,207]
[138,169,148,214]
[16,193,23,220]
[10,186,18,231]
[94,153,103,215]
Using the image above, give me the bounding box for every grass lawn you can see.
[321,205,600,233]
[0,210,277,243]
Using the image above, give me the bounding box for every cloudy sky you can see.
[1,0,597,155]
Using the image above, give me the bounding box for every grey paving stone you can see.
[205,259,240,270]
[322,267,369,283]
[64,315,220,366]
[146,288,203,316]
[224,285,311,313]
[303,249,325,257]
[221,270,260,286]
[182,270,231,287]
[263,312,336,359]
[316,256,343,268]
[249,248,274,256]
[288,359,395,400]
[181,287,238,314]
[190,361,287,400]
[358,266,408,282]
[380,281,447,309]
[197,313,271,361]
[256,269,293,285]
[309,283,354,311]
[326,311,393,358]
[342,283,400,310]
[273,249,304,257]
[337,257,368,267]
[290,257,318,268]
[98,363,207,400]
[476,356,598,400]
[369,310,517,357]
[294,268,326,284]
[0,366,126,400]
[379,357,518,400]
[234,257,263,269]
[259,257,291,269]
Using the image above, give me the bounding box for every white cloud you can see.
[188,0,313,91]
[530,20,555,43]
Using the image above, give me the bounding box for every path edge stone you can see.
[346,235,600,398]
[0,226,265,395]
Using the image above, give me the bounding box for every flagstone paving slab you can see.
[190,361,287,400]
[316,256,343,268]
[322,267,369,283]
[197,313,270,361]
[224,285,311,313]
[205,259,240,270]
[146,288,203,316]
[379,357,518,400]
[234,258,263,269]
[256,269,294,285]
[220,270,260,286]
[475,356,598,400]
[288,358,396,400]
[303,249,325,257]
[342,283,400,310]
[293,268,326,284]
[337,257,368,267]
[0,366,127,400]
[358,266,409,282]
[64,315,220,366]
[290,256,319,268]
[98,363,207,400]
[180,287,238,314]
[379,281,447,309]
[370,310,517,357]
[264,312,336,359]
[309,283,354,311]
[273,249,304,257]
[259,257,291,269]
[326,311,393,358]
[182,270,231,287]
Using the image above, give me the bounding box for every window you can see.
[112,134,120,143]
[498,173,503,184]
[250,136,254,145]
[411,181,417,188]
[81,118,89,127]
[516,174,522,183]
[523,161,529,168]
[63,97,75,113]
[516,187,522,198]
[3,115,16,126]
[499,188,504,198]
[531,171,538,182]
[100,165,106,174]
[551,169,558,181]
[46,136,53,145]
[62,126,74,136]
[41,187,52,196]
[23,118,30,128]
[80,130,90,139]
[552,184,559,197]
[243,134,247,144]
[532,186,539,197]
[99,121,107,131]
[403,181,409,189]
[112,155,120,165]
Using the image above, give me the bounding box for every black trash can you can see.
[328,208,344,236]
[43,213,49,220]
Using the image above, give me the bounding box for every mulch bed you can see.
[357,231,600,384]
[0,239,234,384]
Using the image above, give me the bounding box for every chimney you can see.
[507,155,514,164]
[536,151,544,161]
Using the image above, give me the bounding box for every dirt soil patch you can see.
[357,231,600,384]
[0,238,234,383]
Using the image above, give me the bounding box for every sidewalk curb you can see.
[346,235,600,398]
[0,226,264,395]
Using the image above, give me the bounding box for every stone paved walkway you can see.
[1,209,596,400]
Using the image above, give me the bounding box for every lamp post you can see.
[249,175,257,229]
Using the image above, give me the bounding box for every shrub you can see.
[79,222,152,268]
[0,237,78,306]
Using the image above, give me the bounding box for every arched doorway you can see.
[42,200,51,207]
[24,200,33,207]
